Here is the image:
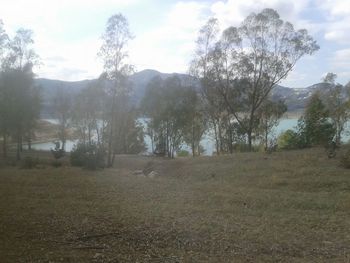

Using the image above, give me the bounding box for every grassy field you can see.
[1,148,350,262]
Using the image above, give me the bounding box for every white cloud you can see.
[317,0,350,44]
[318,0,350,17]
[331,48,350,68]
[210,0,311,29]
[0,0,341,86]
[129,1,207,73]
[0,0,139,80]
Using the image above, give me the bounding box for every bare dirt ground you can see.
[1,148,350,262]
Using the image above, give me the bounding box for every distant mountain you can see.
[128,69,196,103]
[36,69,194,114]
[35,69,340,116]
[271,82,334,111]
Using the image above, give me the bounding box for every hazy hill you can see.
[35,69,339,116]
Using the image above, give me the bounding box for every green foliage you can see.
[113,113,146,155]
[141,76,199,158]
[70,142,105,170]
[257,99,287,150]
[191,8,319,150]
[300,92,336,147]
[177,150,190,157]
[233,143,259,152]
[277,129,300,150]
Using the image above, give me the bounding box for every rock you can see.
[133,170,145,176]
[147,171,158,178]
[93,253,102,259]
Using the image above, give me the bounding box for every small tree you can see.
[299,92,335,147]
[98,13,134,167]
[53,87,72,151]
[257,99,287,150]
[322,73,349,145]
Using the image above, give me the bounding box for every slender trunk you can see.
[2,134,7,158]
[247,130,252,152]
[192,121,195,157]
[248,109,256,152]
[265,123,268,151]
[16,134,21,161]
[28,137,32,151]
[218,120,223,153]
[96,126,101,146]
[19,135,23,152]
[107,92,116,167]
[229,126,233,154]
[151,132,154,153]
[213,121,220,155]
[88,125,92,146]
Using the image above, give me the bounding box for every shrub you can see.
[233,143,259,152]
[340,149,350,169]
[20,156,39,169]
[278,129,300,150]
[70,142,105,170]
[177,150,189,157]
[51,160,63,168]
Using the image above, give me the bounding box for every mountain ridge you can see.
[35,69,336,115]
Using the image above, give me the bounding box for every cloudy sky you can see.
[0,0,349,87]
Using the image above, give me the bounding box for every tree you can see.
[192,9,319,150]
[4,28,40,70]
[53,87,72,151]
[0,26,40,160]
[183,87,207,157]
[299,92,335,147]
[98,13,134,167]
[257,99,287,150]
[72,82,105,146]
[322,73,349,145]
[141,76,196,158]
[190,18,226,155]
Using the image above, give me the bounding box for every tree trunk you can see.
[28,137,32,151]
[88,125,92,146]
[16,134,21,161]
[191,122,195,157]
[229,126,233,154]
[218,120,223,153]
[213,121,220,155]
[107,92,116,167]
[265,123,268,151]
[2,134,7,158]
[247,129,253,152]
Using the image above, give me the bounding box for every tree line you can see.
[1,9,349,165]
[0,22,40,160]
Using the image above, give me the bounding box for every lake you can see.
[31,118,349,155]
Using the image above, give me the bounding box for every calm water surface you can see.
[32,118,349,155]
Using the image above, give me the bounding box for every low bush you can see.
[177,150,189,157]
[20,156,39,169]
[70,142,105,170]
[278,129,300,150]
[51,160,63,168]
[340,149,350,169]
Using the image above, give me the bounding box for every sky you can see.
[0,0,349,88]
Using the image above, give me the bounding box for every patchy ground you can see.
[1,149,350,262]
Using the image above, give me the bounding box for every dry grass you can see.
[1,148,350,262]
